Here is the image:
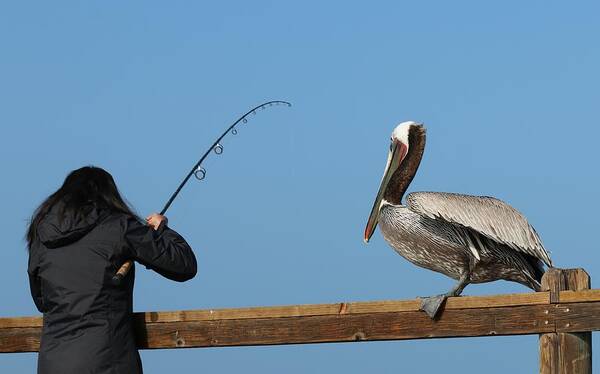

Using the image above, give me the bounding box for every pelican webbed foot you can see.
[419,295,447,319]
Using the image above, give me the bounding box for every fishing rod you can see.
[112,100,292,285]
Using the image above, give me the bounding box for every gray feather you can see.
[405,192,552,267]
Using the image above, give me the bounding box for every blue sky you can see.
[1,1,599,372]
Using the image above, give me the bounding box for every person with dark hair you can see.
[26,166,197,374]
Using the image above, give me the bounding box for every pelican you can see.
[364,121,552,318]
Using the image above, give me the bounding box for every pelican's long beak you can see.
[364,139,405,243]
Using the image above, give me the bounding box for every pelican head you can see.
[364,121,426,243]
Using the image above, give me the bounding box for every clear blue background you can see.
[1,1,599,373]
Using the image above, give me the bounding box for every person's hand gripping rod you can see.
[111,214,167,284]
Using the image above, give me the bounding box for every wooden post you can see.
[540,268,592,374]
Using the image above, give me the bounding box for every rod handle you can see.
[112,260,133,285]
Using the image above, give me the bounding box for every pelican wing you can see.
[406,192,552,266]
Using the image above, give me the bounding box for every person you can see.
[26,166,197,374]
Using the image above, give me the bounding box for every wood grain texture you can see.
[0,305,554,352]
[556,302,600,333]
[0,292,550,329]
[2,281,600,355]
[137,292,550,324]
[540,333,559,374]
[0,316,42,329]
[0,327,40,353]
[539,268,592,374]
[2,304,555,353]
[559,289,600,303]
[136,304,555,349]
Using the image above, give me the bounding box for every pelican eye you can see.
[389,143,393,152]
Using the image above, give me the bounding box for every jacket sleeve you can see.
[123,216,197,282]
[27,246,45,313]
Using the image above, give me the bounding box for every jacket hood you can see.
[38,201,105,249]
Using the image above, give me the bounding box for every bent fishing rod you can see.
[112,100,292,285]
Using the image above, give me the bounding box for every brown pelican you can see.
[364,122,552,318]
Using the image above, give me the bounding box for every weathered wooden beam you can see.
[539,268,592,374]
[0,291,552,330]
[1,288,599,353]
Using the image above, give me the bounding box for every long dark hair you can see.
[26,166,138,250]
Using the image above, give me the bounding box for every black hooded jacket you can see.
[27,202,197,374]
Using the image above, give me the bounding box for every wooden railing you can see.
[1,268,594,373]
